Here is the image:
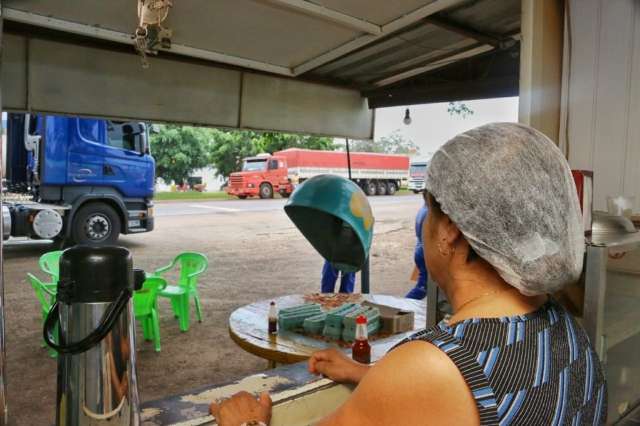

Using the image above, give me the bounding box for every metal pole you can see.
[346,138,370,293]
[0,4,8,423]
[345,138,352,180]
[361,257,370,294]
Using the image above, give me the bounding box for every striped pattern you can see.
[395,300,607,425]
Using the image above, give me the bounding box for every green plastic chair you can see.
[38,250,63,297]
[133,277,166,352]
[155,252,208,332]
[27,273,58,358]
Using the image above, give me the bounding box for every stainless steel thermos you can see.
[44,246,144,426]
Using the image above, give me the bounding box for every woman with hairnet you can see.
[211,123,607,426]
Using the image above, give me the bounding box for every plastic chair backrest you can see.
[175,252,208,288]
[134,277,166,316]
[27,273,53,314]
[39,251,63,282]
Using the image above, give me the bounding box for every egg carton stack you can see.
[342,306,380,342]
[278,304,323,331]
[320,304,359,340]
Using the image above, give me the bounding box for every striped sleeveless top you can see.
[395,299,607,425]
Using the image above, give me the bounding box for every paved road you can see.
[154,194,421,217]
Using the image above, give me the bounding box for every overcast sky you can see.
[371,96,519,159]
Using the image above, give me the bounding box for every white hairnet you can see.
[425,123,584,296]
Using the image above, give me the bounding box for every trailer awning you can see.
[1,0,521,137]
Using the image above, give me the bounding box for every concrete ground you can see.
[4,195,423,425]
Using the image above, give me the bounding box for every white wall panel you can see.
[241,73,374,139]
[0,34,27,111]
[27,39,242,127]
[565,0,640,210]
[0,37,373,138]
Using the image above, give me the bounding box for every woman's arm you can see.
[315,341,479,426]
[211,341,479,426]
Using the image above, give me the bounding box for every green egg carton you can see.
[279,303,322,315]
[324,304,360,329]
[342,306,381,329]
[303,313,327,334]
[278,304,323,330]
[322,303,360,340]
[342,319,381,342]
[322,324,344,340]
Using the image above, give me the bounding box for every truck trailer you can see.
[226,148,410,199]
[2,113,155,246]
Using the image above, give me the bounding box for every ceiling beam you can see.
[424,16,503,48]
[2,7,295,77]
[292,0,468,76]
[263,0,381,35]
[372,44,495,87]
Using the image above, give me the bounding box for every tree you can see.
[151,125,213,184]
[448,101,474,118]
[209,130,260,178]
[209,130,335,178]
[255,132,335,153]
[349,131,420,155]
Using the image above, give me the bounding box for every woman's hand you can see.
[209,391,272,426]
[308,349,370,384]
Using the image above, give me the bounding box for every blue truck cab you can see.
[3,113,155,245]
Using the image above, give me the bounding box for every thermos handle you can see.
[43,289,132,355]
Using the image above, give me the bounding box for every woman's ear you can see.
[441,215,461,246]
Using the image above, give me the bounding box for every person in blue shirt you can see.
[321,260,356,293]
[406,195,429,299]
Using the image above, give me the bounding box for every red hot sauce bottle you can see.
[268,301,278,335]
[352,315,371,364]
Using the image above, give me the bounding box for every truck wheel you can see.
[238,195,248,200]
[72,202,121,245]
[376,182,387,196]
[280,190,291,198]
[364,181,377,196]
[259,183,274,199]
[386,182,397,195]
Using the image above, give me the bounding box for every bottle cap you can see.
[356,315,367,325]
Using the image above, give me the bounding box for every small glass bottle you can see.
[352,315,371,364]
[268,301,278,335]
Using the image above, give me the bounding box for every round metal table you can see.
[229,293,426,366]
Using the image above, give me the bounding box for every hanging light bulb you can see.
[403,108,412,125]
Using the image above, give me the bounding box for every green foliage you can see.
[447,102,474,118]
[257,132,335,153]
[152,123,336,180]
[349,131,420,155]
[209,131,335,178]
[151,125,213,184]
[209,130,259,179]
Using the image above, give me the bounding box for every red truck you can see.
[226,148,410,199]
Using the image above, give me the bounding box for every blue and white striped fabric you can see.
[395,299,607,425]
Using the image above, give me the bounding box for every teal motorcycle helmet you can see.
[284,174,374,272]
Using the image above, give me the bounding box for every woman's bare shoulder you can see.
[332,341,480,425]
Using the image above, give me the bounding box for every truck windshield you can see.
[410,164,427,176]
[242,159,267,171]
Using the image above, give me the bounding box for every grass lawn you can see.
[155,188,414,202]
[155,191,234,201]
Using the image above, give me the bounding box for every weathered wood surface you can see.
[228,294,426,364]
[142,294,426,425]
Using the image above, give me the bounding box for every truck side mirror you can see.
[23,115,41,152]
[139,124,149,156]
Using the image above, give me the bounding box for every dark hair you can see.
[426,191,479,263]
